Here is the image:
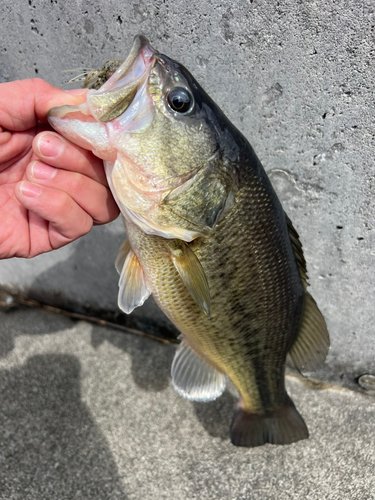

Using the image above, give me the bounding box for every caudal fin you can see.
[230,397,309,447]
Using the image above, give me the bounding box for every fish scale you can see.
[125,153,303,414]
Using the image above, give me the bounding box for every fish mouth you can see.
[48,35,157,125]
[48,36,159,158]
[97,35,157,96]
[87,35,157,123]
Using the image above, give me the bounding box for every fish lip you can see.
[83,36,158,123]
[96,35,158,94]
[137,35,157,64]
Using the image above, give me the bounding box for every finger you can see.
[32,131,107,185]
[0,130,34,172]
[25,160,119,224]
[0,79,87,131]
[34,82,87,123]
[26,211,53,257]
[15,180,94,249]
[0,128,12,145]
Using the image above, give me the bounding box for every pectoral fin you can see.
[171,338,226,402]
[169,241,211,317]
[115,239,131,275]
[118,249,151,314]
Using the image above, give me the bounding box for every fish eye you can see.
[167,88,193,114]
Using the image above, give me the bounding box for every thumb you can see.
[34,80,87,123]
[0,79,87,131]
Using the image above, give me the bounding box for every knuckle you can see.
[69,172,85,192]
[49,188,72,216]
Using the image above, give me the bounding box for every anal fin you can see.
[118,248,151,314]
[171,338,226,402]
[288,292,330,372]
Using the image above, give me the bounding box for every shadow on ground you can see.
[193,390,237,440]
[0,307,175,394]
[0,306,235,446]
[27,226,179,342]
[93,322,175,393]
[0,354,127,499]
[0,308,75,359]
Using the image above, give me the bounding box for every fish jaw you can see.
[47,36,157,161]
[48,103,116,161]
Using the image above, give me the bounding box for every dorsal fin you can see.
[285,212,330,371]
[171,338,226,402]
[284,212,308,288]
[288,292,330,371]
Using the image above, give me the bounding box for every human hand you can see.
[0,78,119,259]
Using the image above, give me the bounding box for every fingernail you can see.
[31,161,57,180]
[37,134,64,158]
[64,89,87,95]
[20,182,42,198]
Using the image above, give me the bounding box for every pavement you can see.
[0,305,374,500]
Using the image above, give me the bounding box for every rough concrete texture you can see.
[0,307,374,500]
[1,1,374,387]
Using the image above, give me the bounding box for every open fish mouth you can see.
[86,35,157,122]
[48,36,158,159]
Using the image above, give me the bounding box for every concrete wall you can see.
[1,0,374,388]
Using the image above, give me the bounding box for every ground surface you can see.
[0,307,374,500]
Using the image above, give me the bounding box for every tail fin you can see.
[230,397,309,447]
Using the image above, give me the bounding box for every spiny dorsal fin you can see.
[118,248,151,314]
[171,338,226,402]
[168,240,211,317]
[288,292,330,372]
[284,212,308,288]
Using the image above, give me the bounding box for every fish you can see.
[48,35,329,447]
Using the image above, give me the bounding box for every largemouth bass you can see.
[48,36,329,447]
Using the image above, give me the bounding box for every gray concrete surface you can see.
[0,306,374,500]
[1,2,374,387]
